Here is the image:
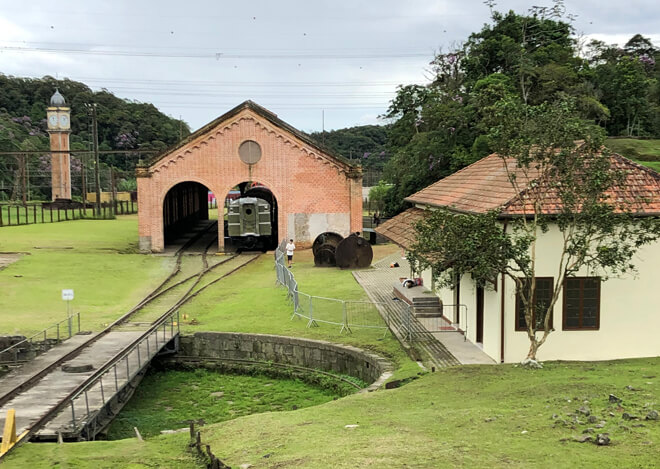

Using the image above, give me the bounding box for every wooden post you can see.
[0,205,3,226]
[41,204,44,223]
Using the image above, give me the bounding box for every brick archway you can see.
[137,101,362,253]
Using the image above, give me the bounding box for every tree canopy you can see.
[379,2,659,215]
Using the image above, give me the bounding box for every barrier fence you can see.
[0,200,137,227]
[274,244,389,334]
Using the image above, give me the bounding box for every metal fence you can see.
[0,200,137,227]
[274,244,389,334]
[0,313,81,364]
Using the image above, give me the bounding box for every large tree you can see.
[408,98,660,364]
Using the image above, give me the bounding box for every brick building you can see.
[136,101,362,252]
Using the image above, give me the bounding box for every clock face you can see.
[59,114,69,128]
[48,114,58,127]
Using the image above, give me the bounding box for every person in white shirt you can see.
[285,239,296,267]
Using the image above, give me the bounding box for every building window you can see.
[563,277,600,330]
[515,277,554,331]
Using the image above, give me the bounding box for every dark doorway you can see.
[163,181,211,246]
[476,286,484,344]
[224,181,278,252]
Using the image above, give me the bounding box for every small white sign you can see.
[61,289,74,301]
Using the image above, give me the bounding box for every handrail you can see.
[68,309,179,406]
[64,310,180,435]
[0,313,81,362]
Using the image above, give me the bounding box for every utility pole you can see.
[110,167,117,218]
[21,153,27,205]
[91,104,101,217]
[81,156,86,208]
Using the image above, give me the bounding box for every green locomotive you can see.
[227,197,273,251]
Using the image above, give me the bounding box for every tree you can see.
[408,98,660,364]
[368,181,392,214]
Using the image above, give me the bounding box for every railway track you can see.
[0,224,261,458]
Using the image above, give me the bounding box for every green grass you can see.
[177,244,420,381]
[189,358,660,468]
[605,138,660,172]
[5,219,659,467]
[0,215,174,335]
[105,367,345,440]
[3,433,200,468]
[6,358,659,468]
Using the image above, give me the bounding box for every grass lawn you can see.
[6,357,659,468]
[3,218,658,468]
[0,215,175,335]
[177,243,419,380]
[105,367,347,440]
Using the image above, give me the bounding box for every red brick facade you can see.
[137,101,362,252]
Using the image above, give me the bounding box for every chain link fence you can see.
[274,243,389,334]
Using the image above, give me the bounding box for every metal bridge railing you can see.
[0,313,81,364]
[65,311,180,439]
[274,245,389,334]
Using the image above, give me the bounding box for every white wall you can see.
[420,223,660,363]
[502,224,660,362]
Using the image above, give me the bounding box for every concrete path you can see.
[354,253,494,366]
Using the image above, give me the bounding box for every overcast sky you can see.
[1,1,658,133]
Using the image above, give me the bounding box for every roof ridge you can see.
[143,100,354,170]
[406,152,504,203]
[610,151,660,179]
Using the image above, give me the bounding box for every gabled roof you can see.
[375,207,426,250]
[144,100,356,171]
[405,152,660,217]
[378,152,660,249]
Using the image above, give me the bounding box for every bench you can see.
[392,281,443,318]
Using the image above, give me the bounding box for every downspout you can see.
[500,221,507,363]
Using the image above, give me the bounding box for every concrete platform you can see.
[354,253,494,366]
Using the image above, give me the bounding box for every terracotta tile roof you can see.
[502,154,660,216]
[405,154,536,214]
[406,152,660,216]
[375,207,427,249]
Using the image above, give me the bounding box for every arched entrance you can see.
[162,181,214,247]
[223,181,278,252]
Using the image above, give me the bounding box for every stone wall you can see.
[178,332,392,392]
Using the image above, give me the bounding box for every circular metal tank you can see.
[312,232,344,267]
[335,234,373,269]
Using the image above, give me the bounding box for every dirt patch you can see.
[0,252,27,270]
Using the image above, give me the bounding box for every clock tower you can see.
[47,89,72,201]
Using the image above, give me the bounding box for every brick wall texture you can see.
[137,106,362,252]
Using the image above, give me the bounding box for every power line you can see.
[0,44,431,60]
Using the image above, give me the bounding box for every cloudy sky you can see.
[0,1,658,133]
